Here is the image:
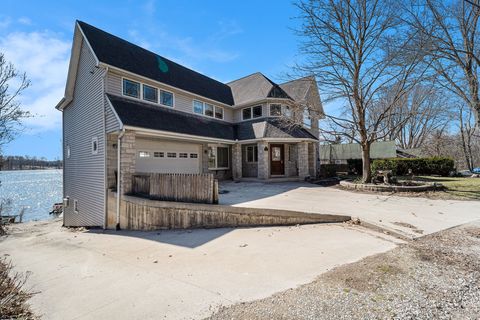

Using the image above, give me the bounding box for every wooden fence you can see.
[131,173,218,204]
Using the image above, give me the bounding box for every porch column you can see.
[311,143,318,178]
[120,130,136,194]
[232,143,242,180]
[298,141,309,180]
[257,141,269,179]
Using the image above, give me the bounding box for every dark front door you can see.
[270,144,285,175]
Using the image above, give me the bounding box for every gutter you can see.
[116,128,125,230]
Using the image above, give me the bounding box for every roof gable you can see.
[78,21,234,105]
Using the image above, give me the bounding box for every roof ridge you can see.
[226,72,265,84]
[280,75,315,86]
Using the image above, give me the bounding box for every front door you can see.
[270,144,285,175]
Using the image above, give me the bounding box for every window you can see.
[143,84,158,103]
[253,105,262,118]
[91,137,98,155]
[208,145,229,169]
[179,153,188,158]
[160,90,173,107]
[242,108,252,120]
[190,153,198,158]
[167,152,177,158]
[205,103,214,117]
[284,106,292,118]
[74,199,79,213]
[303,109,312,128]
[246,145,258,163]
[215,106,223,119]
[138,151,150,158]
[193,100,204,114]
[270,104,282,116]
[243,106,262,120]
[123,79,140,98]
[154,152,164,158]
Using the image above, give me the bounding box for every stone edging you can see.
[339,180,443,192]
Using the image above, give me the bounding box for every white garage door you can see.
[135,139,201,174]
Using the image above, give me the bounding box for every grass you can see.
[400,176,480,200]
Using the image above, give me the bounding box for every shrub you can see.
[320,164,337,178]
[371,157,455,176]
[347,159,363,175]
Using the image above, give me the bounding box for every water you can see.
[0,169,63,222]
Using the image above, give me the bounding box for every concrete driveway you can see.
[1,219,398,320]
[220,181,480,239]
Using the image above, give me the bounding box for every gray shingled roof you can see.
[279,76,314,103]
[235,118,317,140]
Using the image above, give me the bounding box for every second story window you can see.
[242,105,262,120]
[123,79,140,98]
[143,84,158,103]
[193,100,223,119]
[160,90,173,107]
[303,108,312,129]
[270,104,282,116]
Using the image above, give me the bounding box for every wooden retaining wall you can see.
[131,173,218,204]
[107,192,351,230]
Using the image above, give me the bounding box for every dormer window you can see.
[143,84,158,103]
[123,79,140,98]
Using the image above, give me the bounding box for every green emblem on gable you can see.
[157,56,169,73]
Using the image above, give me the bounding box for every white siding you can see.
[105,70,234,122]
[63,40,105,227]
[105,100,121,133]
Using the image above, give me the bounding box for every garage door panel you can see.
[135,139,201,174]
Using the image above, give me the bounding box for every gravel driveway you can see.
[209,221,480,319]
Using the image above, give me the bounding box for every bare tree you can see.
[408,0,480,125]
[458,103,478,170]
[294,0,428,182]
[0,53,30,152]
[379,83,451,149]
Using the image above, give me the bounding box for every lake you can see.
[0,169,63,222]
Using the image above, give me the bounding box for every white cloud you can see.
[0,31,70,132]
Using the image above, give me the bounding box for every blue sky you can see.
[0,0,315,160]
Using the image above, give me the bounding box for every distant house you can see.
[319,141,397,164]
[56,21,324,227]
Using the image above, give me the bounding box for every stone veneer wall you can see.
[285,144,299,177]
[120,130,136,194]
[297,141,310,179]
[308,142,317,177]
[257,141,269,179]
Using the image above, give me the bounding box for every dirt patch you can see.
[208,223,480,319]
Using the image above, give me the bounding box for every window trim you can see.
[122,78,141,99]
[242,105,263,120]
[91,136,98,155]
[159,89,174,107]
[142,84,158,103]
[208,145,230,170]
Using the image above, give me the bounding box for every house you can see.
[56,21,324,227]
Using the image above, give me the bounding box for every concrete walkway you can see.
[1,219,398,320]
[220,181,480,239]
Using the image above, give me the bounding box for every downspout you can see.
[116,128,125,230]
[101,66,108,229]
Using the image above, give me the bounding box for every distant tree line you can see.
[0,155,62,171]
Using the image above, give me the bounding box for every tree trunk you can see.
[361,143,372,183]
